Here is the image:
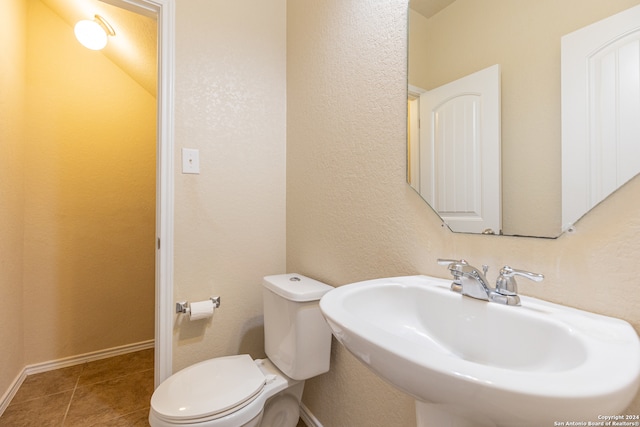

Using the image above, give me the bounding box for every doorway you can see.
[102,0,175,387]
[26,0,173,387]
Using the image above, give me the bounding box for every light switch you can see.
[182,148,200,174]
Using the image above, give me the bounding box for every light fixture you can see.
[74,15,115,50]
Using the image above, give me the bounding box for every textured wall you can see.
[22,0,156,364]
[172,0,286,370]
[287,1,422,425]
[0,0,26,400]
[287,0,640,426]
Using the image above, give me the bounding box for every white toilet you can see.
[149,274,334,427]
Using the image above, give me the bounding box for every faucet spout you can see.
[437,259,544,306]
[449,263,493,301]
[437,259,493,300]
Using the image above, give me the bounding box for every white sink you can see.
[320,275,640,427]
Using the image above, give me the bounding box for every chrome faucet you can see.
[437,259,544,306]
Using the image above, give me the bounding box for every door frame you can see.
[102,0,175,387]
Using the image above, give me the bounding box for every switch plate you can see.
[182,148,200,174]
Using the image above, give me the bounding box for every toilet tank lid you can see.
[263,273,333,302]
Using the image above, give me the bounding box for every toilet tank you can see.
[262,273,334,381]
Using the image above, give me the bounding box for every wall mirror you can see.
[408,0,640,238]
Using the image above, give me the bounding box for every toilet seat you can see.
[151,354,266,423]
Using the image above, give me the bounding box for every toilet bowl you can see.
[149,274,333,427]
[149,356,303,427]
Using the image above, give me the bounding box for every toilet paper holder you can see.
[176,296,221,314]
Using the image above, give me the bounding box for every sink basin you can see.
[320,275,640,427]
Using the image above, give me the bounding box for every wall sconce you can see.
[74,15,115,50]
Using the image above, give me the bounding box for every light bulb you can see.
[74,15,114,51]
[74,19,107,50]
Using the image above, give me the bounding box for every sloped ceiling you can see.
[38,0,447,97]
[40,0,157,97]
[410,0,456,18]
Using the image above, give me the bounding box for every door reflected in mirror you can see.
[408,0,640,238]
[408,65,501,234]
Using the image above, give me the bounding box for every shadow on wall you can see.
[175,314,265,359]
[238,316,266,358]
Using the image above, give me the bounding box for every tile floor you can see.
[1,348,308,427]
[0,348,154,426]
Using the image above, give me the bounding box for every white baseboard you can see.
[0,370,27,418]
[0,339,154,416]
[300,402,324,427]
[24,339,155,375]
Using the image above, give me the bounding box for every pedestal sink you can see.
[319,275,640,427]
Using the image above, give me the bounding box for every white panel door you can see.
[562,4,640,231]
[420,64,501,234]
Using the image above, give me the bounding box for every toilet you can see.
[149,273,334,427]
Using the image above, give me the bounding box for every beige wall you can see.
[1,0,288,398]
[409,0,640,237]
[4,0,639,423]
[21,0,156,364]
[288,0,640,426]
[172,0,287,370]
[0,0,27,399]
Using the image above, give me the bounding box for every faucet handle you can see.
[502,266,544,282]
[437,259,468,293]
[437,259,470,277]
[437,258,467,266]
[495,265,544,296]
